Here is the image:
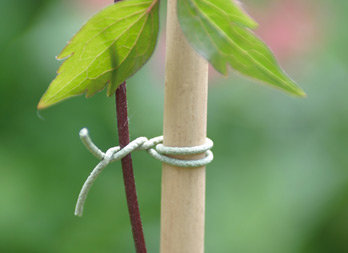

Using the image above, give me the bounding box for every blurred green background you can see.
[1,0,347,252]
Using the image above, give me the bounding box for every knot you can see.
[75,128,214,217]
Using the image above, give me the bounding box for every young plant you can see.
[38,0,305,252]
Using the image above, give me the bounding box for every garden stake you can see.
[160,0,209,252]
[37,0,306,252]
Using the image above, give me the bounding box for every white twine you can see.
[75,128,214,217]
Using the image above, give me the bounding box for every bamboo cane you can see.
[160,0,209,252]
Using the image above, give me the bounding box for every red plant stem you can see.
[114,0,146,251]
[115,82,147,253]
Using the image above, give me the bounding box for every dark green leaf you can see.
[177,0,306,96]
[38,0,159,109]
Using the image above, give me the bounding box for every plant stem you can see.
[115,82,147,253]
[112,0,145,251]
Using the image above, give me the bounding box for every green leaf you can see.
[177,0,306,97]
[38,0,159,109]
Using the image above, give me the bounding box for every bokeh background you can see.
[1,0,347,252]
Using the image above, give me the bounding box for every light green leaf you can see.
[177,0,306,97]
[38,0,159,109]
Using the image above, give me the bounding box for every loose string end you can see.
[79,128,105,160]
[74,205,83,217]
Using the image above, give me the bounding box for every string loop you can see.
[75,128,214,217]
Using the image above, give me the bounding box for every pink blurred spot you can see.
[253,0,321,61]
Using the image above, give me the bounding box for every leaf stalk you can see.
[115,81,147,253]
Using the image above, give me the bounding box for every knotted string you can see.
[75,128,214,216]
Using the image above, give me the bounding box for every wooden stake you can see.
[160,0,209,252]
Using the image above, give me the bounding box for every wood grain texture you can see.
[160,0,209,252]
